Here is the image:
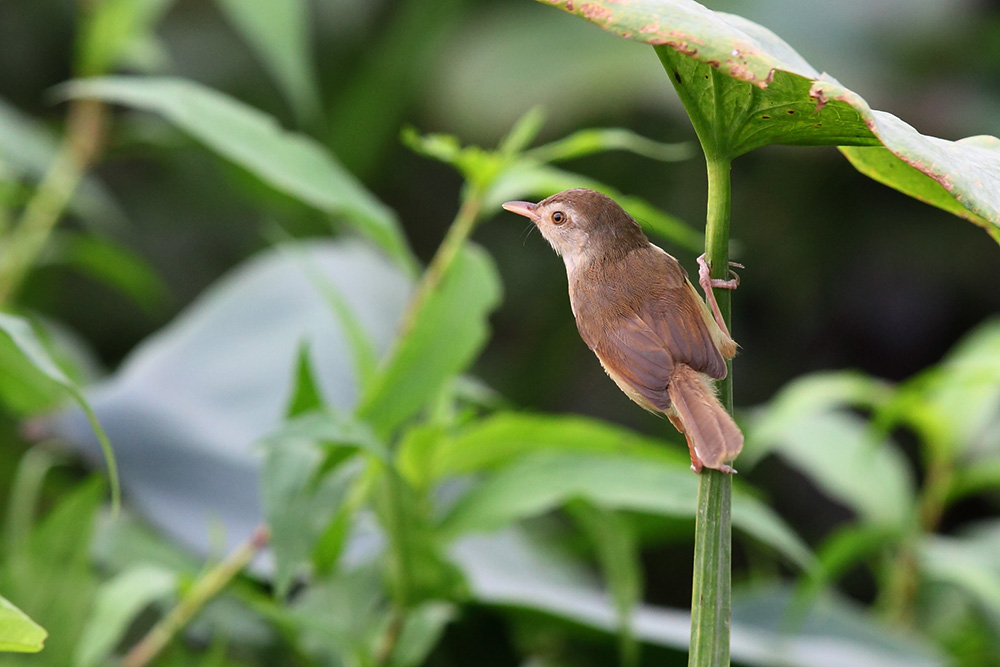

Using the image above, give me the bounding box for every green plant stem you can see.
[688,154,734,667]
[397,184,486,336]
[0,99,106,305]
[880,453,953,625]
[120,524,270,667]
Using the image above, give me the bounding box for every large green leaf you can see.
[746,372,915,526]
[213,0,320,123]
[537,0,1000,240]
[61,77,414,270]
[440,451,812,568]
[357,243,502,437]
[453,529,938,666]
[0,595,46,653]
[401,411,684,487]
[0,313,119,512]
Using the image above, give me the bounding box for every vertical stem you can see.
[0,98,106,304]
[396,184,485,336]
[689,155,734,667]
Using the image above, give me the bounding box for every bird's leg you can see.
[697,253,742,337]
[668,412,704,473]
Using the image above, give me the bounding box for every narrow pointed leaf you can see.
[61,77,414,270]
[0,313,119,513]
[441,452,812,568]
[357,243,501,437]
[0,595,46,653]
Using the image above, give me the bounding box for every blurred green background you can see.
[1,0,999,665]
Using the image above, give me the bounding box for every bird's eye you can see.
[552,211,566,225]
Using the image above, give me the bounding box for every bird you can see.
[503,188,743,473]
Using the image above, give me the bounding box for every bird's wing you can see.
[572,251,727,411]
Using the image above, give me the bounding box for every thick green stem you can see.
[689,155,734,667]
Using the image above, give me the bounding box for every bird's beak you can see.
[502,200,539,222]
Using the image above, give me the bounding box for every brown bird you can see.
[503,188,743,473]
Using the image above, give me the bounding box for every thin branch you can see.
[120,524,270,667]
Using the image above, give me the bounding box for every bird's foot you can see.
[696,253,742,336]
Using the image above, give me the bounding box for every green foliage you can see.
[0,0,998,665]
[0,595,47,653]
[212,0,320,124]
[61,77,414,273]
[540,0,1000,241]
[0,313,119,512]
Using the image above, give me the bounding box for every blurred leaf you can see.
[44,240,409,568]
[540,0,1000,240]
[285,343,326,418]
[441,451,812,568]
[0,313,119,513]
[0,595,46,653]
[526,127,691,164]
[357,243,501,437]
[375,471,468,606]
[730,584,944,667]
[568,502,640,667]
[919,525,1000,627]
[275,238,379,391]
[747,372,914,526]
[0,327,66,414]
[497,107,547,158]
[3,449,64,557]
[0,97,124,228]
[73,565,177,667]
[795,523,900,612]
[422,412,684,483]
[213,0,320,124]
[76,0,174,76]
[261,410,384,597]
[401,127,504,191]
[891,318,1000,461]
[62,77,414,271]
[291,565,385,665]
[45,232,168,312]
[388,601,456,667]
[396,424,446,492]
[452,529,932,666]
[948,457,1000,503]
[403,123,702,250]
[0,479,103,665]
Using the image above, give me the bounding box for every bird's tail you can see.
[667,364,743,473]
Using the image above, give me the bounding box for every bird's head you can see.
[503,188,647,269]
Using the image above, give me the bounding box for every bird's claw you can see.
[696,253,741,337]
[697,253,742,289]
